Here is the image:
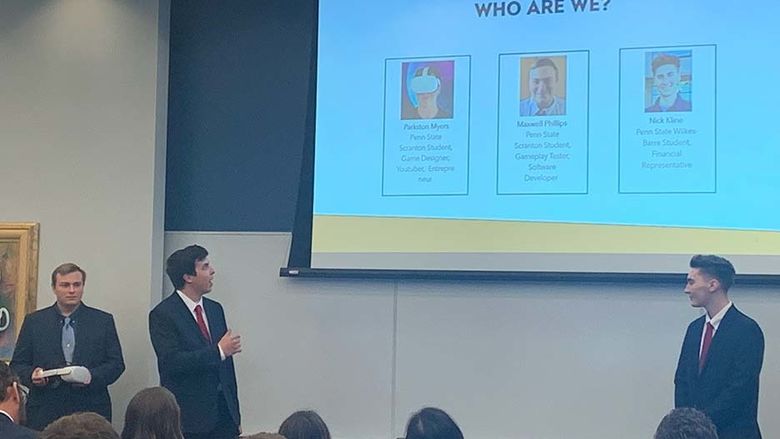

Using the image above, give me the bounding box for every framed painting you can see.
[0,223,39,361]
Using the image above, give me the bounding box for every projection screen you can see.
[307,0,780,275]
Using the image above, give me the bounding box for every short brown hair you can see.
[51,263,86,287]
[651,53,680,74]
[41,412,118,439]
[530,57,559,80]
[690,254,736,291]
[166,245,208,290]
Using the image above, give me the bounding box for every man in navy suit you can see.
[674,255,764,439]
[0,362,36,438]
[150,244,242,439]
[10,263,125,431]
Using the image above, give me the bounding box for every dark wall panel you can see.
[166,0,314,231]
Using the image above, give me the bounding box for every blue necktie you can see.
[62,317,75,364]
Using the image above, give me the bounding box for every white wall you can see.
[166,232,780,439]
[0,0,169,427]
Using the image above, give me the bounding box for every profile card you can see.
[497,50,589,195]
[382,56,471,196]
[619,45,716,193]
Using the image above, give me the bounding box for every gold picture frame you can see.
[0,223,39,361]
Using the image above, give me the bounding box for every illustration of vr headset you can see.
[410,67,441,95]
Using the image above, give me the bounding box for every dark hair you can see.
[654,408,718,439]
[405,407,464,439]
[41,412,119,439]
[0,361,19,401]
[530,57,559,80]
[166,245,208,289]
[279,410,331,439]
[121,387,184,439]
[652,53,681,74]
[51,262,86,287]
[690,254,736,291]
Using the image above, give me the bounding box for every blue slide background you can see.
[313,0,780,232]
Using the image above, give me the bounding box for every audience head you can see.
[405,407,464,439]
[121,386,184,439]
[0,361,27,424]
[242,434,286,439]
[654,407,718,439]
[279,410,331,439]
[40,412,119,439]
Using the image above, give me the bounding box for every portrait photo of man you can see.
[400,60,454,120]
[645,51,692,113]
[519,56,567,117]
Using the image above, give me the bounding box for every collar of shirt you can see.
[656,98,672,111]
[54,303,82,323]
[176,290,204,315]
[0,409,14,423]
[529,96,562,115]
[655,94,684,111]
[705,301,732,332]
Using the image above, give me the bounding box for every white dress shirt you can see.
[700,301,732,356]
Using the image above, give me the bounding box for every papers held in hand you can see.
[38,366,92,384]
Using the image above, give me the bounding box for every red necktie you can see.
[194,304,211,343]
[699,322,714,372]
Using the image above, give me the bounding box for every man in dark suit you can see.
[149,244,242,439]
[10,263,125,431]
[0,362,36,438]
[674,254,764,439]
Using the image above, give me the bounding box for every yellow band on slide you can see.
[313,215,780,254]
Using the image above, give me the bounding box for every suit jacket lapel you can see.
[688,316,705,370]
[203,299,222,340]
[71,305,88,365]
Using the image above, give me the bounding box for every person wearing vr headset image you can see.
[403,65,452,120]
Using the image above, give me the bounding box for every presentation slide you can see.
[311,0,780,274]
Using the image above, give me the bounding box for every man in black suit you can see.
[10,263,125,431]
[149,244,242,439]
[0,362,36,438]
[674,254,764,439]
